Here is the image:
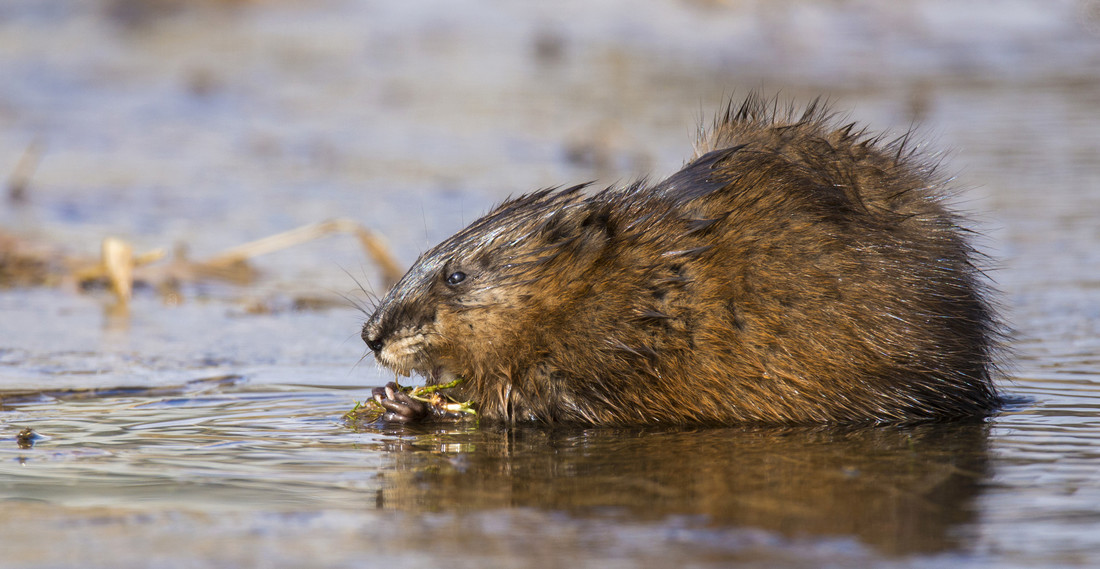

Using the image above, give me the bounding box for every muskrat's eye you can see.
[446,271,467,286]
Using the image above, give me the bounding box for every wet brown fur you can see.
[361,95,1003,426]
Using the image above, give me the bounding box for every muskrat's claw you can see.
[372,381,429,422]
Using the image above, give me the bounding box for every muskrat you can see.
[360,95,1002,426]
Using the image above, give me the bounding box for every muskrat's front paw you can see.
[371,382,429,422]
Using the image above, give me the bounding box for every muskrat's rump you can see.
[360,95,1003,426]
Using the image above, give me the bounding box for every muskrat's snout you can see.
[359,298,439,378]
[361,317,385,354]
[362,330,383,353]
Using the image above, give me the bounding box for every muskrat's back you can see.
[361,95,1002,425]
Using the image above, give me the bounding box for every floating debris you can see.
[0,231,61,288]
[15,428,37,449]
[0,218,401,310]
[202,218,403,288]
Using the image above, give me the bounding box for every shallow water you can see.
[3,0,1100,567]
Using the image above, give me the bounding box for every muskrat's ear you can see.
[539,202,616,244]
[539,210,576,244]
[579,203,616,239]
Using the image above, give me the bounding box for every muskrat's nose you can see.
[362,326,384,353]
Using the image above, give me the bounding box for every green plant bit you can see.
[409,376,466,398]
[343,398,386,422]
[344,376,477,423]
[409,377,477,416]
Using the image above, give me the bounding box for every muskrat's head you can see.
[361,184,612,385]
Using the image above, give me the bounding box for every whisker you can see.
[346,351,374,377]
[338,267,381,315]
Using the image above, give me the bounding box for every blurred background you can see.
[3,0,1097,281]
[5,0,1100,378]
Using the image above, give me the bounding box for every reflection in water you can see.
[3,377,994,566]
[367,421,992,555]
